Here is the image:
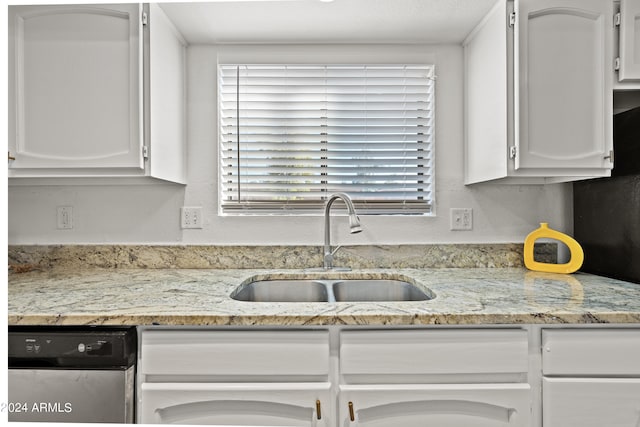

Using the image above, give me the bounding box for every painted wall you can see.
[7,43,572,245]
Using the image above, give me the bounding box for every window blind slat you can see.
[222,135,430,143]
[221,94,431,103]
[221,190,432,199]
[219,64,434,215]
[219,166,430,175]
[222,158,429,167]
[221,141,429,150]
[220,102,432,111]
[222,117,431,126]
[221,200,430,215]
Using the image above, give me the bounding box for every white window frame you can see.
[218,63,435,216]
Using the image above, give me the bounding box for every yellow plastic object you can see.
[524,222,584,274]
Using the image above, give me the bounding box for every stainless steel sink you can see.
[231,278,434,302]
[333,279,431,302]
[230,280,329,302]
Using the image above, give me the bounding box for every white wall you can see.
[7,43,572,245]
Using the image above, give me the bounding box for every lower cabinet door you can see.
[543,378,640,427]
[338,384,531,427]
[139,382,331,426]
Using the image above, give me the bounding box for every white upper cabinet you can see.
[8,4,143,173]
[617,0,640,82]
[464,0,615,184]
[464,0,512,184]
[146,3,187,184]
[8,3,186,183]
[517,0,613,171]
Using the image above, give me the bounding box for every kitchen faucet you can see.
[323,193,362,270]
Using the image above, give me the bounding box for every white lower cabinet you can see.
[543,378,640,427]
[542,329,640,427]
[338,329,531,427]
[137,326,640,427]
[140,383,331,426]
[137,329,332,426]
[338,384,531,427]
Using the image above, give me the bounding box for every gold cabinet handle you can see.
[348,401,355,422]
[8,151,15,161]
[316,400,321,420]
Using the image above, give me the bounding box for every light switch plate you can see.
[450,208,473,231]
[57,206,73,229]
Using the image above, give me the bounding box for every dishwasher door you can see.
[8,366,135,423]
[8,326,137,423]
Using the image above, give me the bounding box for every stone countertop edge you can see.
[7,267,640,326]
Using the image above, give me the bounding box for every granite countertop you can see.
[8,267,640,326]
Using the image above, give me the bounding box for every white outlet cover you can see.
[181,207,203,229]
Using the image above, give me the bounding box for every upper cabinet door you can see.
[619,0,640,81]
[517,0,613,171]
[8,4,143,171]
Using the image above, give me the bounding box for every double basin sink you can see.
[231,276,434,303]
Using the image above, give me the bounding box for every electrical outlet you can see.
[57,206,73,229]
[450,208,473,231]
[181,207,203,229]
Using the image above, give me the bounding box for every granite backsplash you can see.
[8,243,556,271]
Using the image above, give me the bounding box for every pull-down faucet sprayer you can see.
[323,193,362,270]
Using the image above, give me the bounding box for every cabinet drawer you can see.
[340,329,528,376]
[140,330,329,377]
[542,329,640,375]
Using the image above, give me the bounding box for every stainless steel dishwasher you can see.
[8,326,136,423]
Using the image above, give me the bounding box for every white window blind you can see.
[219,64,434,215]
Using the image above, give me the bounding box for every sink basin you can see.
[333,279,431,302]
[231,280,329,302]
[231,277,434,302]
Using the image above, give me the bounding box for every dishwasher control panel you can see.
[8,327,136,368]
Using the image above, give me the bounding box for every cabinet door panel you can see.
[10,4,142,170]
[148,3,187,183]
[543,378,640,427]
[339,384,530,427]
[463,0,510,184]
[517,0,613,170]
[619,0,640,81]
[139,382,331,426]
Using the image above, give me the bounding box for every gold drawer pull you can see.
[8,151,16,161]
[348,401,355,422]
[316,400,321,420]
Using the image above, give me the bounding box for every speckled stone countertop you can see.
[8,267,640,326]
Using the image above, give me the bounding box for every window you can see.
[218,64,434,215]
